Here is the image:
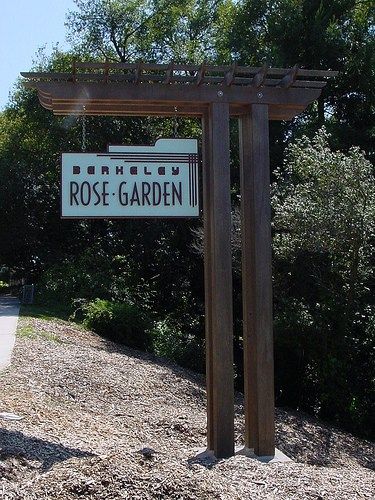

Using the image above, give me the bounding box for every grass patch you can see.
[18,325,36,338]
[18,302,87,342]
[17,322,60,342]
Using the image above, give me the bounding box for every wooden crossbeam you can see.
[27,81,325,120]
[21,61,338,121]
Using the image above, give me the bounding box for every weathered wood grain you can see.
[239,104,275,457]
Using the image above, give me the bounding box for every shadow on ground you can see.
[274,408,375,470]
[0,428,95,472]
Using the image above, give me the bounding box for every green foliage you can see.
[152,316,204,372]
[218,0,375,158]
[272,128,375,283]
[0,280,9,293]
[66,0,227,62]
[38,248,114,304]
[83,299,153,350]
[272,129,375,438]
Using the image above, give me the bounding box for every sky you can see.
[0,0,76,110]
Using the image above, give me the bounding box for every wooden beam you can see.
[202,112,214,451]
[208,102,234,458]
[239,104,275,457]
[36,91,306,120]
[26,81,323,111]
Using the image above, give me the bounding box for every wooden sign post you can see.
[23,62,337,459]
[240,106,274,456]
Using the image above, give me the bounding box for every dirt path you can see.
[0,314,373,499]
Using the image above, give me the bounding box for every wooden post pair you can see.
[202,102,274,459]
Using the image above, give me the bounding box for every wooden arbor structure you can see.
[22,62,337,459]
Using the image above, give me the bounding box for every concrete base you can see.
[189,448,217,466]
[190,447,292,464]
[236,446,292,464]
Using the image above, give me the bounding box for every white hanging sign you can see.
[61,139,199,218]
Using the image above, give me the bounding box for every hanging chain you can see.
[173,106,179,138]
[81,105,87,152]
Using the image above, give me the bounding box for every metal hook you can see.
[82,105,87,152]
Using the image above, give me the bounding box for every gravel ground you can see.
[0,314,373,499]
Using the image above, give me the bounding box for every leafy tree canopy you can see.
[66,0,227,62]
[216,0,375,156]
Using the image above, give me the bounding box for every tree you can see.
[271,128,375,437]
[66,0,228,62]
[217,0,375,159]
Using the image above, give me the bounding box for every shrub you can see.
[0,280,9,293]
[37,251,113,304]
[83,299,152,351]
[271,129,375,439]
[152,317,204,372]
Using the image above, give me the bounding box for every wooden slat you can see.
[21,72,72,79]
[21,64,338,86]
[279,65,299,88]
[104,59,110,84]
[224,63,236,86]
[164,62,174,84]
[291,80,326,88]
[208,102,234,458]
[196,63,206,86]
[252,64,268,87]
[75,61,135,70]
[239,104,275,457]
[21,72,331,87]
[134,62,142,84]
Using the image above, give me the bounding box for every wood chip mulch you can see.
[0,315,374,499]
